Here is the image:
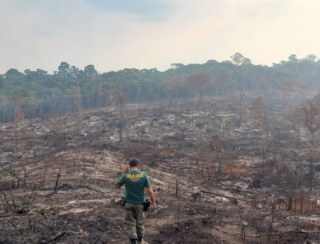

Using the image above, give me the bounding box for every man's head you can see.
[129,159,139,168]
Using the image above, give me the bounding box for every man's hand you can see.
[123,165,129,173]
[146,187,156,209]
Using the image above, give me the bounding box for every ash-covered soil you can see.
[1,94,320,243]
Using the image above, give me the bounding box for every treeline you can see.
[0,53,320,122]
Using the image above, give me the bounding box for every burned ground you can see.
[1,93,320,243]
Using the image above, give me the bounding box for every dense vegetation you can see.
[0,53,320,122]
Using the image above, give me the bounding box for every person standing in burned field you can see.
[116,159,156,244]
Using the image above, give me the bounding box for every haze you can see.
[1,0,320,73]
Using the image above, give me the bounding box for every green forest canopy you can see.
[0,53,320,121]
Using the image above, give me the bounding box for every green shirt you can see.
[117,170,151,205]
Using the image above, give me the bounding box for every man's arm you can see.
[116,174,126,189]
[146,187,156,207]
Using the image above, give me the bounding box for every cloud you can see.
[84,0,176,21]
[0,0,320,74]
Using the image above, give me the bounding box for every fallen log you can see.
[40,232,65,244]
[199,189,239,204]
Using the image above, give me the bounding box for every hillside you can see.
[1,93,320,243]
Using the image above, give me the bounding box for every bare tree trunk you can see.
[53,169,61,194]
[267,204,275,241]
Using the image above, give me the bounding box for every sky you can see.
[1,0,320,74]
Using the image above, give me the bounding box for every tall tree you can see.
[230,53,252,66]
[57,62,72,80]
[5,68,26,85]
[84,64,98,78]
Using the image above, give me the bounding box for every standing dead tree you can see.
[303,101,320,147]
[197,137,224,181]
[288,190,316,214]
[183,73,211,105]
[267,199,277,241]
[53,167,61,194]
[251,97,269,165]
[238,91,246,126]
[11,94,23,122]
[110,88,127,142]
[175,179,182,229]
[71,88,81,113]
[303,100,320,190]
[0,97,9,122]
[236,205,251,241]
[161,78,180,106]
[16,110,25,124]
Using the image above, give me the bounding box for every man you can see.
[116,159,156,244]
